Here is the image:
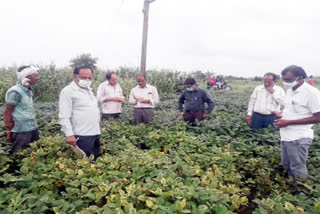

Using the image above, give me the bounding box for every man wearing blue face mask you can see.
[272,65,320,180]
[178,78,214,124]
[59,66,101,160]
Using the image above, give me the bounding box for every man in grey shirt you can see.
[59,66,101,160]
[178,78,214,124]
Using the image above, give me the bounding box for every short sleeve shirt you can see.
[5,84,38,132]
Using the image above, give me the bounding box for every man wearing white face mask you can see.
[59,66,101,160]
[273,65,320,180]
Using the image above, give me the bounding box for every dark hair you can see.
[136,72,146,79]
[106,72,116,80]
[184,77,196,85]
[17,65,31,72]
[73,66,94,75]
[264,72,277,81]
[281,65,307,79]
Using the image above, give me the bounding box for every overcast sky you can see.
[1,0,320,77]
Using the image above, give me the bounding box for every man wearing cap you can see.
[3,65,40,153]
[59,66,101,160]
[129,72,159,124]
[178,77,214,124]
[273,65,320,180]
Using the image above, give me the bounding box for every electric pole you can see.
[140,0,156,73]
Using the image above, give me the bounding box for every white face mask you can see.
[283,79,299,89]
[77,76,92,88]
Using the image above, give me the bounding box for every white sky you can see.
[1,0,320,77]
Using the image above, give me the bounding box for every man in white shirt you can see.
[129,72,159,124]
[97,72,124,120]
[59,66,101,160]
[274,65,320,180]
[247,73,285,130]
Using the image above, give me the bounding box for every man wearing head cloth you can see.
[3,65,40,153]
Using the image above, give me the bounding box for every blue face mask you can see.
[186,87,194,92]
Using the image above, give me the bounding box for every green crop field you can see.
[0,67,320,213]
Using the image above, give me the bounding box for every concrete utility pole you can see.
[140,0,157,73]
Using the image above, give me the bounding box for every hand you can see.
[66,136,77,146]
[136,98,144,102]
[266,85,275,94]
[246,115,252,125]
[180,112,184,116]
[272,111,282,118]
[140,99,150,104]
[203,114,207,118]
[5,131,12,143]
[274,119,291,128]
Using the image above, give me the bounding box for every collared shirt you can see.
[128,84,159,108]
[280,82,320,141]
[5,84,37,132]
[247,85,285,116]
[97,82,124,114]
[178,87,215,114]
[59,81,101,137]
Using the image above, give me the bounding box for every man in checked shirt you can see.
[247,73,285,130]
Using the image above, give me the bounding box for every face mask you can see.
[283,79,298,89]
[186,87,194,92]
[77,76,92,88]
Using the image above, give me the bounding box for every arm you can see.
[274,112,320,128]
[128,89,136,105]
[270,87,286,107]
[204,91,214,115]
[58,89,76,145]
[3,104,15,142]
[178,92,185,114]
[247,88,257,116]
[247,88,258,125]
[96,83,105,103]
[146,87,159,105]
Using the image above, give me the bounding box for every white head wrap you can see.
[17,65,39,86]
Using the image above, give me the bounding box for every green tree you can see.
[69,53,98,70]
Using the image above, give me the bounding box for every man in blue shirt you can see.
[178,78,214,124]
[4,65,40,154]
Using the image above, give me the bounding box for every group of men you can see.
[3,64,320,181]
[247,65,320,180]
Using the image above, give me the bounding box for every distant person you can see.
[129,72,159,124]
[209,76,216,84]
[97,72,124,120]
[308,75,314,86]
[178,77,214,124]
[274,65,320,180]
[247,73,285,130]
[3,65,40,154]
[59,66,101,160]
[216,76,222,89]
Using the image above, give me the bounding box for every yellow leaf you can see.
[146,200,154,208]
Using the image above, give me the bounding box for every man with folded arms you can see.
[97,72,124,120]
[129,72,159,124]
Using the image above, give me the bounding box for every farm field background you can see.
[0,67,320,213]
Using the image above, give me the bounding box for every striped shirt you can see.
[247,85,285,116]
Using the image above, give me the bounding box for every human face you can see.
[264,75,275,88]
[74,68,93,83]
[109,74,118,86]
[136,76,146,88]
[28,73,39,85]
[281,71,303,90]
